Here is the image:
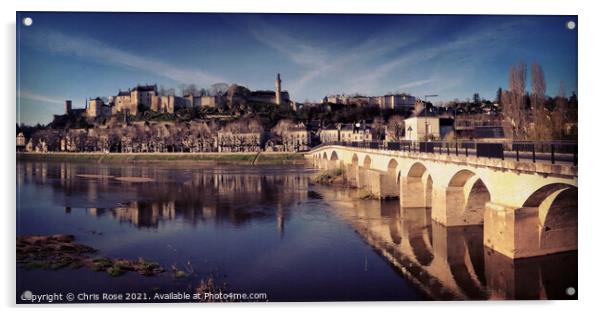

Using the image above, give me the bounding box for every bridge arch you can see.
[408,162,427,178]
[448,169,477,187]
[363,155,372,169]
[523,183,577,253]
[351,153,359,166]
[401,162,433,208]
[387,159,398,175]
[445,169,491,226]
[318,152,328,169]
[328,150,340,169]
[383,159,401,199]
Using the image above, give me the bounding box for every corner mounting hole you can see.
[22,17,33,27]
[566,20,576,30]
[566,286,576,296]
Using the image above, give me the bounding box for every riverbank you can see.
[16,152,306,165]
[313,168,378,199]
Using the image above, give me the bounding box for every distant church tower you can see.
[275,73,282,105]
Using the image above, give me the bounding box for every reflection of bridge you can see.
[307,143,577,259]
[322,191,576,300]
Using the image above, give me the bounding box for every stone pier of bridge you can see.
[308,145,578,259]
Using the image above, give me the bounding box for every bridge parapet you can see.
[308,145,576,179]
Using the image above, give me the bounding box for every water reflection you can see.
[16,161,576,301]
[18,161,310,232]
[321,189,577,300]
[17,161,425,302]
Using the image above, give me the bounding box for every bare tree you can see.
[386,115,405,141]
[530,62,552,140]
[224,120,244,133]
[210,83,229,96]
[159,85,176,96]
[501,62,527,139]
[551,83,568,140]
[180,84,199,97]
[272,119,294,136]
[372,117,386,140]
[246,118,264,133]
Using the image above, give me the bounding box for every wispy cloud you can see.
[19,90,64,105]
[247,21,330,70]
[24,29,225,86]
[398,78,439,90]
[347,21,525,90]
[247,18,530,99]
[245,17,427,95]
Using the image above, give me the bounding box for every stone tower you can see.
[275,73,282,105]
[64,100,72,115]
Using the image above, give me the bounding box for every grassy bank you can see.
[313,168,346,185]
[17,152,306,165]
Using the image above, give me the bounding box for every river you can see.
[16,161,576,302]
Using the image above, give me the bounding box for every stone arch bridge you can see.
[307,144,577,259]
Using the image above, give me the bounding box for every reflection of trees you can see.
[19,162,308,229]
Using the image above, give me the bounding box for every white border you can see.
[2,0,600,315]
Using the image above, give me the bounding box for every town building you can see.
[323,93,416,110]
[404,109,454,141]
[16,132,26,152]
[282,125,311,152]
[319,125,341,144]
[339,124,367,142]
[16,132,26,146]
[323,95,380,106]
[378,94,416,110]
[404,116,440,141]
[453,115,506,140]
[319,123,375,144]
[217,131,264,152]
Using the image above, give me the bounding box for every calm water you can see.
[16,161,576,302]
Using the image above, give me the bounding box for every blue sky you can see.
[16,12,577,124]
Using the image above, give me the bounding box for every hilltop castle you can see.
[60,74,291,120]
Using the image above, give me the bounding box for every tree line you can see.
[500,62,577,141]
